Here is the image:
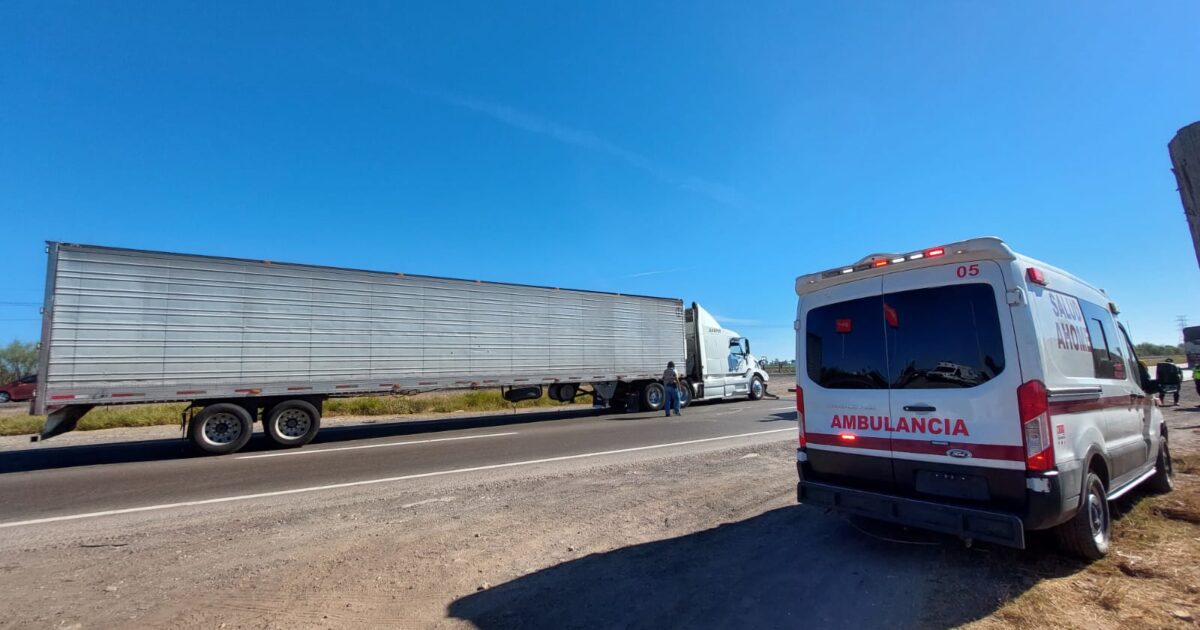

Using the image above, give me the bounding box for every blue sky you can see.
[2,2,1198,360]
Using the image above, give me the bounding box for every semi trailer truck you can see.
[31,243,769,454]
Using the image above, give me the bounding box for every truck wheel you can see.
[1054,471,1110,560]
[265,400,321,448]
[1147,435,1173,493]
[189,403,254,455]
[748,376,765,401]
[677,381,692,408]
[641,382,666,412]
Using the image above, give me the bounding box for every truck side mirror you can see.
[744,340,750,355]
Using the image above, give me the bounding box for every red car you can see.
[0,374,36,403]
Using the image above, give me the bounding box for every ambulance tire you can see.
[1147,434,1173,494]
[1054,471,1110,560]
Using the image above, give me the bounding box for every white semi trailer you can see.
[32,243,769,454]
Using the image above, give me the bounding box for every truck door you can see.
[881,261,1026,510]
[724,337,752,396]
[799,276,894,491]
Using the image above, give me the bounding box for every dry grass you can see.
[0,390,584,437]
[976,474,1200,629]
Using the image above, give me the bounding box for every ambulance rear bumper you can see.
[798,480,1027,549]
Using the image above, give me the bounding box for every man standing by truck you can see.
[662,361,683,417]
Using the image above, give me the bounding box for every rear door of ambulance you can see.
[799,276,894,491]
[881,260,1028,511]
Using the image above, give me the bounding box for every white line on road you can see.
[0,428,796,530]
[235,432,519,460]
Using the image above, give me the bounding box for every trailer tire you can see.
[189,403,254,455]
[641,382,666,412]
[265,400,321,448]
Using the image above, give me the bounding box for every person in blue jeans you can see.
[663,361,683,417]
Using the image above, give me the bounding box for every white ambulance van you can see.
[794,237,1173,559]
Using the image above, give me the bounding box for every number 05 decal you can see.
[956,264,980,278]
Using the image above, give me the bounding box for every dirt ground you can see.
[0,395,1197,628]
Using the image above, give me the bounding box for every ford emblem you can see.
[946,448,971,459]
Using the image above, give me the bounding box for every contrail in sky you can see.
[420,88,743,208]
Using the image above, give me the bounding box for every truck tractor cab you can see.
[684,303,770,402]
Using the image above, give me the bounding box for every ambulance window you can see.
[805,296,888,389]
[1117,324,1145,390]
[1080,300,1126,380]
[884,284,1005,389]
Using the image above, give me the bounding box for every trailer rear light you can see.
[1026,267,1047,286]
[796,386,806,448]
[1018,379,1054,471]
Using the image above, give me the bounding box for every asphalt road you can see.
[0,395,798,528]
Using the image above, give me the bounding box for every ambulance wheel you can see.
[265,399,321,448]
[1147,434,1173,494]
[748,376,765,401]
[1055,471,1110,560]
[189,403,254,455]
[641,382,666,412]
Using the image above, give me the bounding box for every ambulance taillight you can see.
[796,386,806,448]
[1018,379,1054,471]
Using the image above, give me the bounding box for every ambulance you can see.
[793,237,1173,559]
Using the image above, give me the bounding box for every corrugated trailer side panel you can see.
[38,243,684,407]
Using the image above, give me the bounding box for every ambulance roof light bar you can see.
[795,236,1017,296]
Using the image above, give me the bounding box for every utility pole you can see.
[1168,122,1200,270]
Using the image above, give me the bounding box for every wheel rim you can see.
[678,385,690,405]
[1087,482,1109,546]
[202,412,243,445]
[647,387,663,407]
[752,379,763,397]
[275,409,312,439]
[0,393,9,403]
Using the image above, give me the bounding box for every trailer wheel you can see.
[641,382,666,412]
[189,403,254,455]
[265,400,321,448]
